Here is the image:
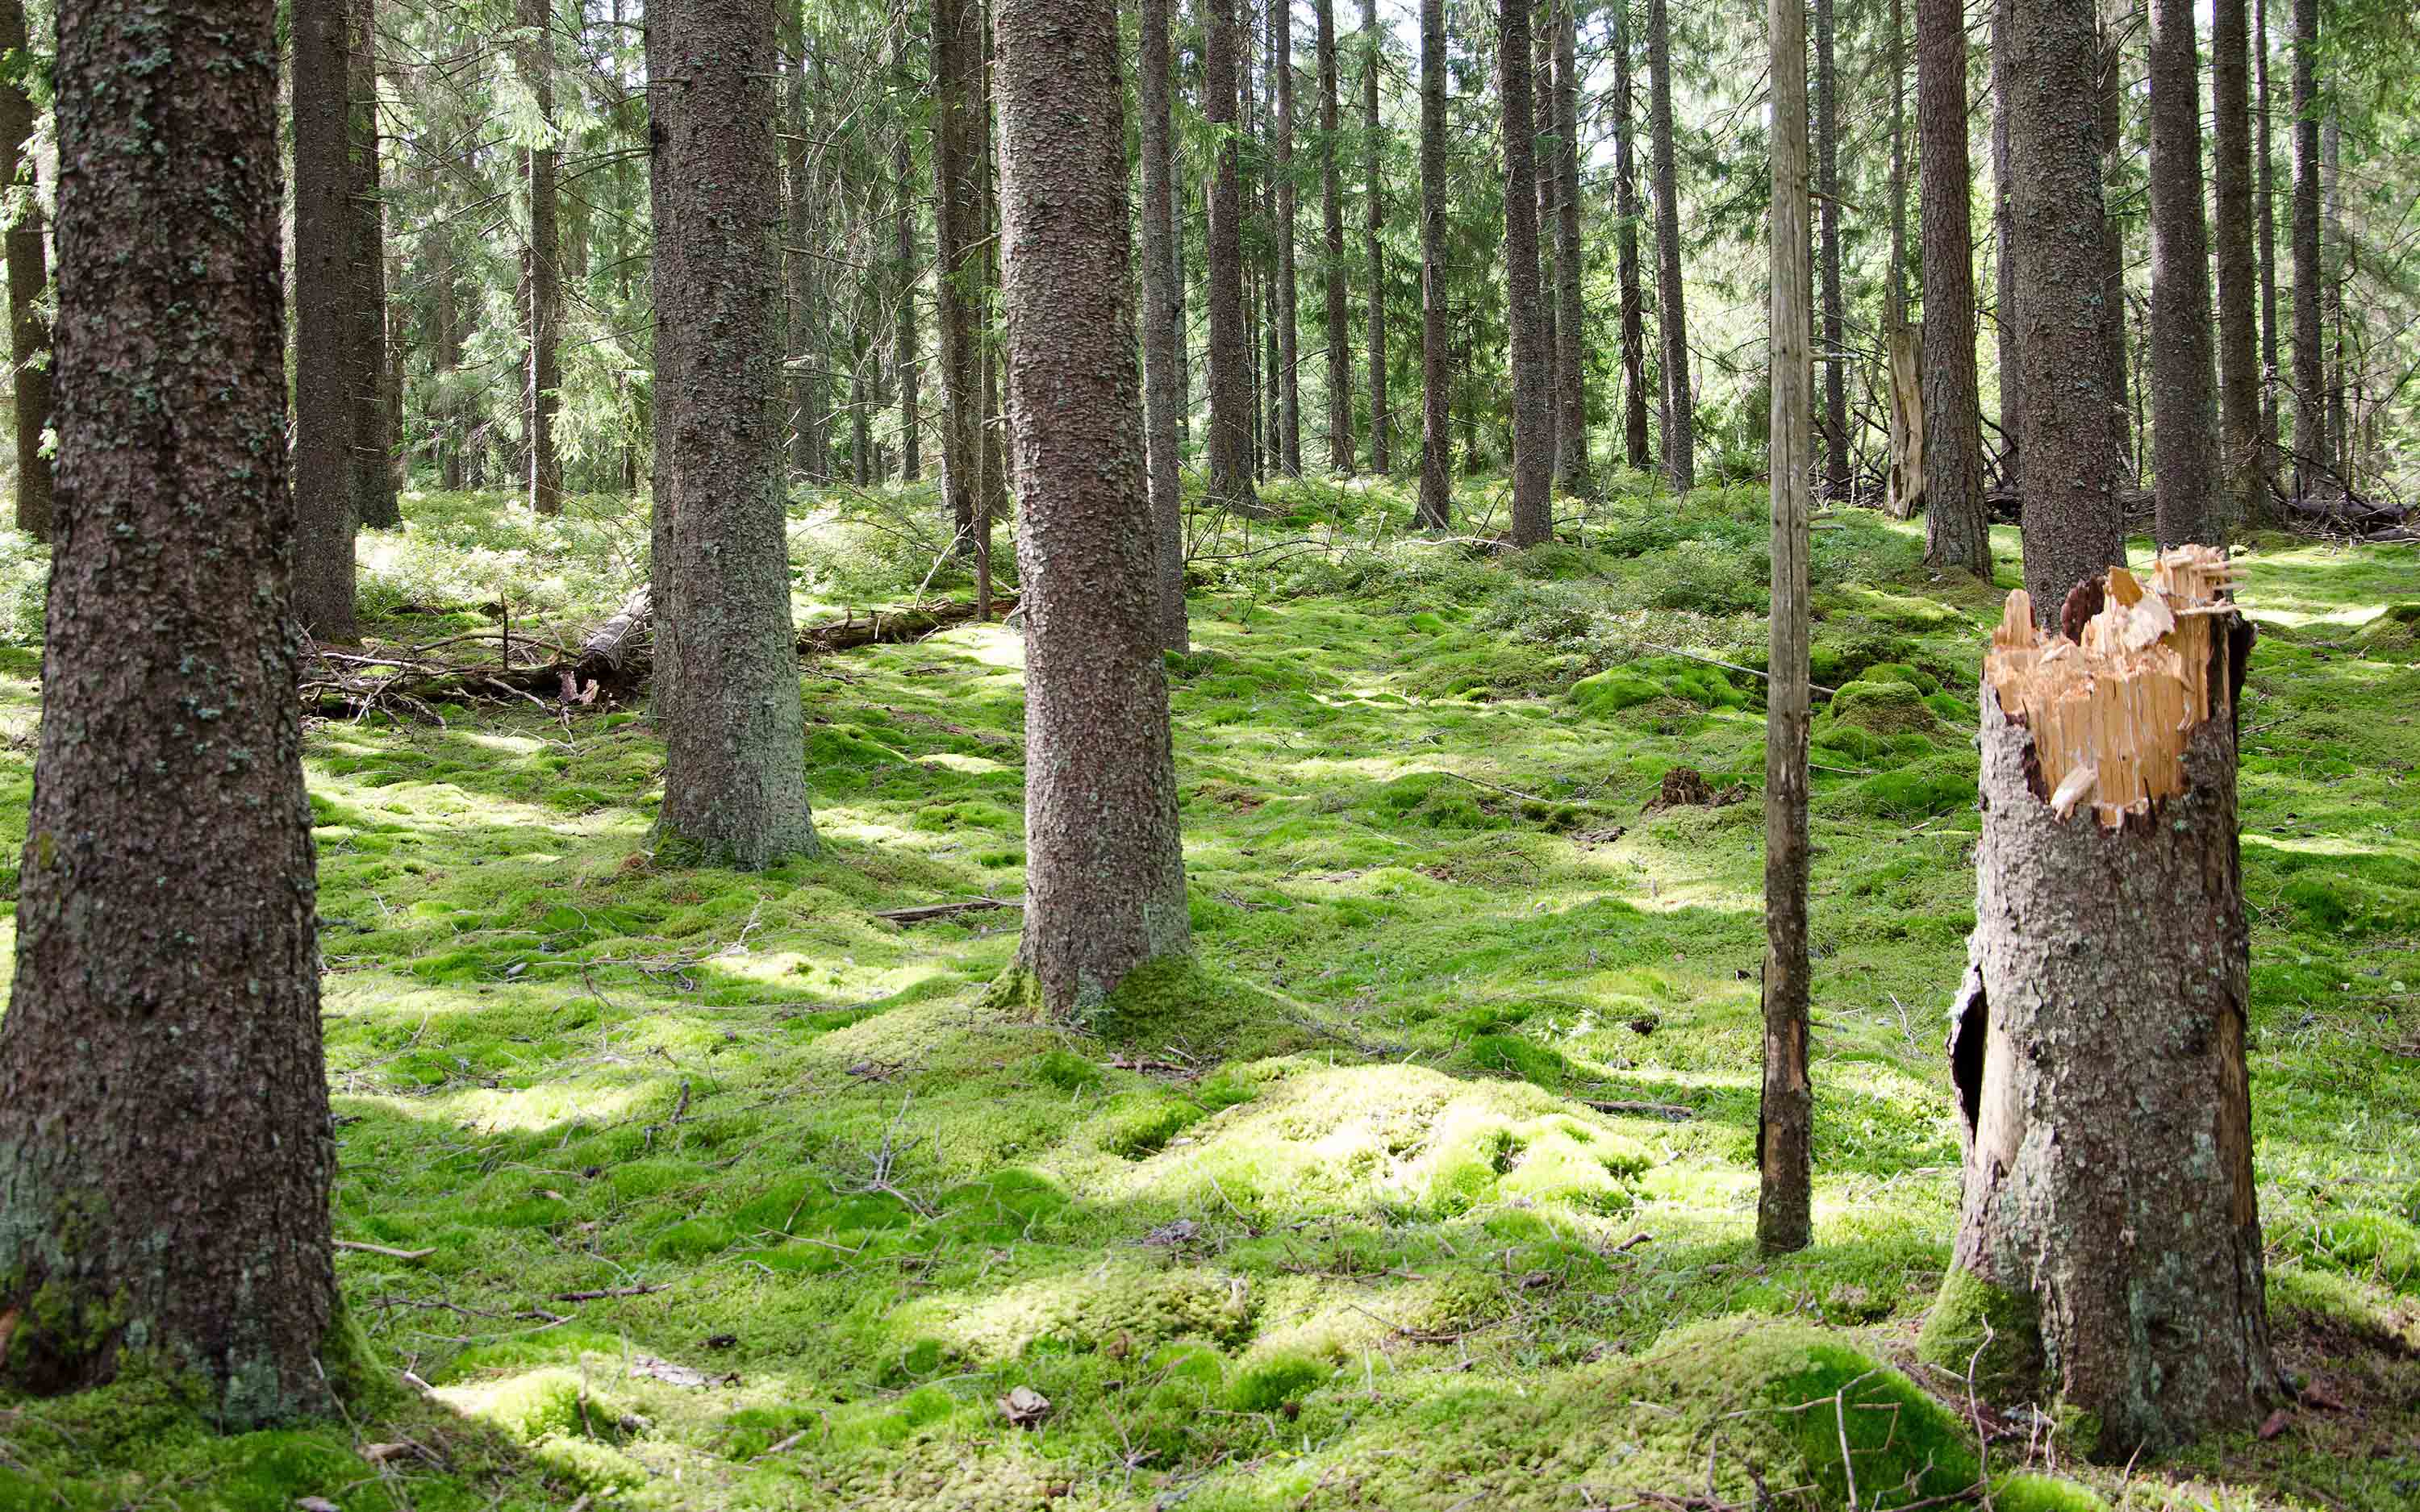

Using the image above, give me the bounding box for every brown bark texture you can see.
[520,0,561,515]
[1415,0,1449,531]
[294,0,359,640]
[1991,0,2019,491]
[993,0,1191,1019]
[0,0,49,539]
[1550,2,1587,494]
[1205,0,1254,507]
[1815,0,1847,502]
[2287,0,2320,499]
[1646,0,1691,492]
[2254,0,2278,464]
[1916,0,1991,571]
[1933,552,2280,1456]
[0,0,340,1422]
[646,0,819,867]
[1139,0,1187,652]
[894,92,920,484]
[349,0,400,529]
[935,0,983,546]
[1316,0,1353,470]
[2147,0,2218,548]
[1613,0,1649,470]
[786,40,826,479]
[2211,0,2260,530]
[1274,0,1300,477]
[1359,0,1387,472]
[1500,0,1550,548]
[2095,24,2131,483]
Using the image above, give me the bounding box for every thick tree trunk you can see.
[1917,0,1990,571]
[1991,0,2020,492]
[1360,0,1387,473]
[1205,0,1254,508]
[1139,0,1187,652]
[1646,0,1692,493]
[0,0,340,1419]
[2008,0,2123,623]
[0,0,49,539]
[894,93,920,483]
[2147,0,2218,548]
[2288,0,2321,500]
[1613,0,1650,471]
[646,0,819,867]
[1316,0,1351,471]
[294,0,358,639]
[350,0,402,528]
[993,0,1191,1019]
[935,0,983,548]
[1500,0,1550,548]
[2097,20,2133,487]
[1815,0,1847,502]
[1921,553,2280,1457]
[1415,0,1450,531]
[1550,0,1588,494]
[2254,0,2278,474]
[2212,0,2260,532]
[1274,0,1300,477]
[520,0,562,516]
[1761,0,1813,1258]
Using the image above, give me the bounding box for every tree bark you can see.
[1991,0,2020,492]
[1316,0,1351,470]
[1360,0,1388,473]
[2319,101,2342,490]
[1613,0,1650,471]
[785,37,827,481]
[993,0,1191,1019]
[1761,0,1813,1258]
[2097,16,2132,486]
[2254,0,2278,474]
[520,0,561,516]
[1205,0,1254,508]
[1550,0,1588,494]
[1139,0,1187,651]
[1416,0,1450,531]
[1917,0,1990,571]
[432,215,464,489]
[294,0,358,640]
[0,0,49,539]
[1887,0,1908,324]
[1274,0,1300,477]
[647,0,819,868]
[350,0,401,527]
[1921,554,2280,1457]
[2008,0,2123,622]
[0,0,339,1420]
[1815,0,1847,502]
[935,0,983,548]
[894,75,920,484]
[2211,0,2261,531]
[1500,0,1550,548]
[2288,0,2321,500]
[1534,19,1558,485]
[1646,0,1692,492]
[2147,0,2218,548]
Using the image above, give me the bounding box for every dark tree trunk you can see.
[1534,19,1558,485]
[0,0,49,539]
[1140,0,1187,651]
[1917,0,1989,571]
[1359,0,1387,473]
[520,0,562,515]
[936,0,983,546]
[2097,21,2133,486]
[1500,0,1550,547]
[1274,0,1300,476]
[978,17,1012,536]
[2254,0,2278,473]
[1415,0,1449,531]
[2212,0,2260,531]
[1815,0,1847,502]
[895,88,920,483]
[2147,0,2218,548]
[1550,0,1588,494]
[1613,0,1649,471]
[785,38,826,481]
[2008,0,2123,622]
[1991,0,2020,492]
[1205,0,1254,507]
[1316,0,1352,471]
[1646,0,1692,492]
[647,0,819,867]
[1922,556,2280,1457]
[993,0,1191,1018]
[0,0,340,1419]
[349,0,401,527]
[294,0,358,639]
[2319,104,2343,490]
[2288,0,2321,499]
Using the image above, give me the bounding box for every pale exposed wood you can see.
[1884,322,1925,519]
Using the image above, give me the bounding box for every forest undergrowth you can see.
[1,473,2416,1510]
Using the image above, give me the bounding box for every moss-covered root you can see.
[1917,1264,2047,1403]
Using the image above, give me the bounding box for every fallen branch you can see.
[550,1283,666,1302]
[1583,1098,1696,1121]
[873,897,1023,925]
[334,1239,436,1261]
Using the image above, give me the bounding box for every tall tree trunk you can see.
[1173,161,1190,451]
[433,220,464,490]
[936,0,983,546]
[1918,0,1990,571]
[1761,0,1813,1259]
[1274,0,1300,476]
[2212,0,2260,530]
[785,36,825,481]
[1534,19,1558,485]
[2009,0,2124,619]
[1887,0,1908,324]
[1205,0,1254,506]
[1416,0,1449,531]
[2097,15,2132,487]
[521,0,562,515]
[1991,0,2020,491]
[1316,0,1352,470]
[294,0,358,639]
[1550,0,1588,494]
[1921,554,2280,1456]
[2254,0,2278,474]
[994,0,1191,1018]
[2320,102,2343,489]
[2148,0,2218,548]
[0,0,339,1418]
[1360,0,1387,472]
[1140,0,1187,650]
[1613,0,1650,470]
[979,8,1012,532]
[647,0,819,867]
[350,0,401,527]
[2287,0,2321,499]
[1815,0,1847,502]
[1500,0,1550,547]
[1646,0,1692,492]
[0,0,49,539]
[895,88,920,483]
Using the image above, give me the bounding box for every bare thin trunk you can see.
[1360,0,1387,472]
[1416,0,1450,530]
[1140,0,1187,650]
[2288,0,2321,498]
[1918,0,1990,570]
[1992,0,2020,491]
[294,0,357,639]
[352,0,402,527]
[1205,0,1254,506]
[1816,0,1846,501]
[2255,0,2278,469]
[1500,0,1550,546]
[1550,0,1588,493]
[1316,0,1352,469]
[936,0,983,545]
[895,86,920,482]
[521,0,561,515]
[1613,0,1649,470]
[1646,0,1692,491]
[2213,0,2260,529]
[1275,0,1300,476]
[2148,0,2218,547]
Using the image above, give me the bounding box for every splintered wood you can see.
[1986,545,2239,827]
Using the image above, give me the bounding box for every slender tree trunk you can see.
[979,10,1012,531]
[1887,0,1908,324]
[1992,0,2020,491]
[2255,0,2278,474]
[2212,0,2260,531]
[2288,0,2321,500]
[1922,555,2279,1456]
[520,0,561,515]
[786,38,825,481]
[1316,0,1352,470]
[1416,0,1450,531]
[1550,0,1588,494]
[1646,0,1692,492]
[1815,0,1847,502]
[2097,15,2132,486]
[1173,163,1190,451]
[936,0,983,546]
[1140,0,1187,651]
[350,0,401,527]
[0,0,340,1418]
[2009,0,2124,619]
[895,87,920,483]
[647,0,819,867]
[1613,0,1649,470]
[294,0,358,639]
[2320,102,2343,489]
[1761,0,1813,1259]
[2147,0,2218,548]
[1360,0,1387,472]
[1274,0,1300,476]
[1535,19,1558,485]
[1918,0,1989,571]
[1205,0,1254,506]
[0,0,49,539]
[1500,0,1550,546]
[994,0,1191,1019]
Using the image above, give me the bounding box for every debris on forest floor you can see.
[1642,764,1748,812]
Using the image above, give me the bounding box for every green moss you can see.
[1570,669,1666,714]
[1917,1265,2046,1401]
[1231,1350,1331,1411]
[1826,679,1940,734]
[1990,1472,2113,1510]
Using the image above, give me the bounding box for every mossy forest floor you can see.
[2,475,2418,1510]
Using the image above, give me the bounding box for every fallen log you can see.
[872,897,1022,925]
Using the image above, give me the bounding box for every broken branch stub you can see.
[1983,545,2243,827]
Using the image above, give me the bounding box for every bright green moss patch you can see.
[1917,1264,2047,1401]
